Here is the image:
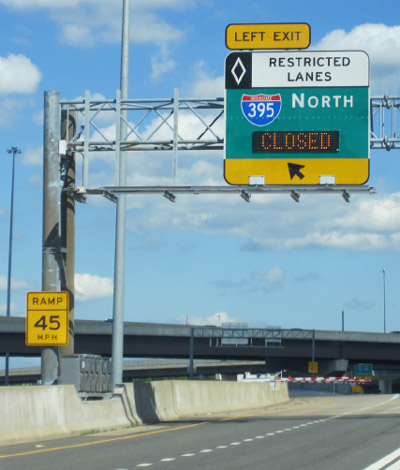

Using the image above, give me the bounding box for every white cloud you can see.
[0,0,77,6]
[0,0,193,12]
[315,24,400,93]
[316,24,400,66]
[266,266,284,284]
[27,173,43,188]
[330,193,400,232]
[0,98,25,127]
[0,54,42,94]
[184,311,238,326]
[151,48,176,82]
[184,61,224,97]
[62,23,96,47]
[0,275,30,291]
[23,147,42,166]
[133,11,184,46]
[0,0,191,85]
[345,297,375,311]
[0,0,190,47]
[75,273,113,302]
[32,109,43,125]
[122,188,400,253]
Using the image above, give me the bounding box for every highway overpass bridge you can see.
[2,317,400,389]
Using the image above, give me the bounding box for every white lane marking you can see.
[387,462,400,470]
[362,447,400,470]
[138,395,400,468]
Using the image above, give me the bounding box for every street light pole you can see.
[382,268,386,333]
[5,146,21,386]
[111,0,130,388]
[342,308,344,332]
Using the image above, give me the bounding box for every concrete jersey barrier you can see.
[0,380,289,445]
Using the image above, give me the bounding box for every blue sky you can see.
[1,0,400,343]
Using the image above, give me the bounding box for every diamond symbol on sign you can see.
[231,57,246,85]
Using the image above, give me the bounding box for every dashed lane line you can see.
[135,416,329,467]
[134,396,400,468]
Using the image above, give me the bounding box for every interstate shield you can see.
[241,94,282,126]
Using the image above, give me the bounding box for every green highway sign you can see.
[224,50,370,185]
[355,363,373,377]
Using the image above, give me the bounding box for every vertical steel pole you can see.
[172,88,179,184]
[189,328,194,380]
[312,330,315,362]
[42,90,61,385]
[5,146,21,386]
[112,0,130,388]
[383,268,386,333]
[59,111,76,358]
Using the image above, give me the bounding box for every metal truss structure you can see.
[188,326,316,377]
[370,95,400,150]
[60,91,400,201]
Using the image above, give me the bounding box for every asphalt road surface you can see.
[1,394,400,469]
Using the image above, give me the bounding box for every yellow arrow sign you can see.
[224,158,369,185]
[226,23,311,50]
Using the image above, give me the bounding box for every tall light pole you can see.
[5,146,21,386]
[342,308,344,332]
[112,0,130,388]
[382,268,387,333]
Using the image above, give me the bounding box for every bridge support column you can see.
[379,379,393,394]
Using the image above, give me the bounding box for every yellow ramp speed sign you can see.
[26,291,69,346]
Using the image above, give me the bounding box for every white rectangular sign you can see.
[252,50,369,88]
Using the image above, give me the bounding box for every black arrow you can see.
[288,162,305,180]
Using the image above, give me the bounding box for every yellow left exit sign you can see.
[226,23,311,50]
